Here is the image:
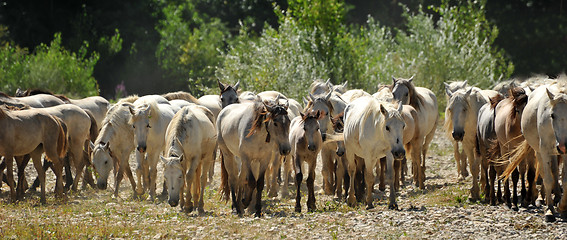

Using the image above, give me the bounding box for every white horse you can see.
[129,97,176,200]
[218,98,291,217]
[161,104,216,214]
[391,77,438,189]
[343,97,405,209]
[445,87,499,201]
[443,81,470,180]
[503,81,567,222]
[90,101,137,197]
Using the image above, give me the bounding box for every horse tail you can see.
[323,132,344,144]
[219,151,230,202]
[84,109,99,142]
[54,116,69,159]
[499,140,533,181]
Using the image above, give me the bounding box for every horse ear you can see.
[103,142,110,151]
[324,90,332,101]
[89,141,95,151]
[275,94,281,105]
[465,87,473,98]
[380,104,388,116]
[300,112,305,118]
[462,80,468,87]
[309,93,315,101]
[408,76,414,82]
[128,105,135,115]
[546,88,556,102]
[392,76,397,84]
[303,97,309,106]
[325,78,332,87]
[397,101,403,112]
[284,99,289,110]
[179,154,184,162]
[160,155,168,165]
[445,84,453,98]
[342,81,348,88]
[234,80,240,91]
[217,80,226,92]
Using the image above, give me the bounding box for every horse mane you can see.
[309,79,331,95]
[119,95,139,103]
[303,96,334,118]
[18,88,54,96]
[489,94,505,109]
[246,100,288,138]
[98,102,134,143]
[162,91,199,103]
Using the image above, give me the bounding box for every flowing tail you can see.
[219,151,230,201]
[499,140,533,181]
[84,109,99,142]
[54,116,69,159]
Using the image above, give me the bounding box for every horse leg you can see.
[526,158,537,207]
[466,146,480,202]
[254,169,266,218]
[134,151,145,196]
[184,156,201,213]
[51,158,65,199]
[199,158,213,214]
[394,159,401,192]
[401,156,407,187]
[378,157,386,191]
[208,144,217,184]
[30,158,51,191]
[345,152,357,207]
[386,153,397,210]
[452,141,462,180]
[307,159,317,212]
[268,153,282,198]
[489,165,497,206]
[148,153,160,201]
[294,155,303,213]
[5,155,16,202]
[364,159,376,210]
[321,149,335,195]
[414,141,425,189]
[114,165,125,198]
[281,155,292,198]
[15,155,30,200]
[511,168,520,211]
[63,155,73,192]
[541,154,558,222]
[334,156,346,200]
[30,151,46,204]
[504,178,512,209]
[460,148,469,179]
[481,152,490,203]
[519,160,527,208]
[121,156,138,199]
[558,154,567,220]
[552,156,562,205]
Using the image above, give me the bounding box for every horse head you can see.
[89,140,113,190]
[391,76,414,105]
[301,109,323,152]
[160,154,184,207]
[331,112,345,156]
[446,88,473,142]
[264,99,291,156]
[129,104,153,153]
[219,80,240,108]
[380,102,406,160]
[546,88,567,154]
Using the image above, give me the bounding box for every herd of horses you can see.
[1,76,567,222]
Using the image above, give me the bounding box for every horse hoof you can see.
[536,199,544,208]
[347,197,357,207]
[388,203,398,210]
[254,212,262,218]
[545,214,556,223]
[512,205,519,211]
[295,205,301,213]
[366,203,375,210]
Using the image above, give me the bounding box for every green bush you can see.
[0,33,99,97]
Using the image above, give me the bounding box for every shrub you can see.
[0,33,99,97]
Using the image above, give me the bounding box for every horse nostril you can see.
[97,182,107,190]
[137,145,146,153]
[308,145,316,151]
[169,200,178,207]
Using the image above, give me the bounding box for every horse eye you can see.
[386,126,390,131]
[147,124,151,128]
[178,176,183,179]
[274,122,278,127]
[132,125,136,129]
[104,160,108,165]
[551,114,556,119]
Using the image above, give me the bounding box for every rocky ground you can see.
[1,126,566,239]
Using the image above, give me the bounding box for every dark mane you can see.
[489,94,505,109]
[303,96,334,118]
[507,87,528,123]
[247,100,288,138]
[16,88,71,103]
[331,112,344,133]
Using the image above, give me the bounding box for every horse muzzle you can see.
[452,131,464,142]
[168,198,179,207]
[336,148,345,157]
[392,148,406,160]
[279,146,291,156]
[97,181,107,190]
[137,145,147,153]
[307,144,317,152]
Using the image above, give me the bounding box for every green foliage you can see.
[0,33,99,97]
[155,1,229,95]
[217,17,328,100]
